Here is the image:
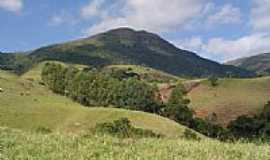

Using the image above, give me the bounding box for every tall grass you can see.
[1,128,269,160]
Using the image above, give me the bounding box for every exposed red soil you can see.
[157,80,201,103]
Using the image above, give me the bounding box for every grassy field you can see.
[106,64,181,83]
[188,77,270,126]
[21,61,87,81]
[0,67,189,138]
[1,127,270,160]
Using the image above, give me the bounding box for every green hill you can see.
[187,77,270,126]
[0,68,190,138]
[22,61,180,83]
[106,64,181,83]
[1,28,254,78]
[226,53,270,76]
[1,127,270,160]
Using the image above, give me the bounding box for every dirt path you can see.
[157,79,204,103]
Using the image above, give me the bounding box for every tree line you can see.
[42,63,159,112]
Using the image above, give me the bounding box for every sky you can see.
[1,0,270,62]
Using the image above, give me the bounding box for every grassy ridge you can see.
[188,77,270,126]
[107,64,181,83]
[0,67,188,137]
[1,128,270,160]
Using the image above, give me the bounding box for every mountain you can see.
[3,28,255,77]
[226,53,270,76]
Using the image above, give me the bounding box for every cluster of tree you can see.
[42,63,229,139]
[42,63,159,112]
[228,102,270,139]
[165,83,270,140]
[42,63,270,140]
[0,53,32,74]
[160,84,228,139]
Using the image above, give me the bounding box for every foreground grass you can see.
[0,128,269,160]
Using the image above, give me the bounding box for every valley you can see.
[0,28,270,160]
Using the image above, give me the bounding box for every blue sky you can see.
[1,0,270,62]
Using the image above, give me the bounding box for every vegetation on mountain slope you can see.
[228,101,270,139]
[188,77,270,126]
[41,63,160,112]
[106,65,180,83]
[226,53,270,76]
[0,68,191,138]
[0,52,31,74]
[40,62,231,139]
[2,28,255,77]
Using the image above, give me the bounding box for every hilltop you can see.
[226,53,270,76]
[1,28,255,77]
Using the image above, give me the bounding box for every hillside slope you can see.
[28,28,254,78]
[0,68,189,138]
[226,53,270,75]
[188,77,270,126]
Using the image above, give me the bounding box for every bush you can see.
[35,126,52,134]
[208,75,219,87]
[228,115,264,138]
[183,129,201,141]
[189,118,227,139]
[261,101,270,121]
[95,118,162,138]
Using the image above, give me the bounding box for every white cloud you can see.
[207,4,242,25]
[177,33,270,62]
[251,0,270,31]
[80,0,107,19]
[0,0,23,13]
[83,17,130,35]
[81,1,246,36]
[83,0,206,35]
[49,11,78,26]
[176,1,270,62]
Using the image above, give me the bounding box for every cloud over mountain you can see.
[0,0,23,13]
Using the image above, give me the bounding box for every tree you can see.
[208,75,219,87]
[41,63,67,94]
[261,101,270,121]
[228,115,264,138]
[190,117,227,139]
[112,78,158,111]
[162,84,193,125]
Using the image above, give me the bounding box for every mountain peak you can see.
[27,28,255,78]
[90,27,161,40]
[107,27,137,33]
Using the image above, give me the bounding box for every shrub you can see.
[35,126,52,134]
[208,75,219,87]
[189,118,227,139]
[261,101,270,121]
[183,129,201,141]
[228,115,264,138]
[95,118,162,138]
